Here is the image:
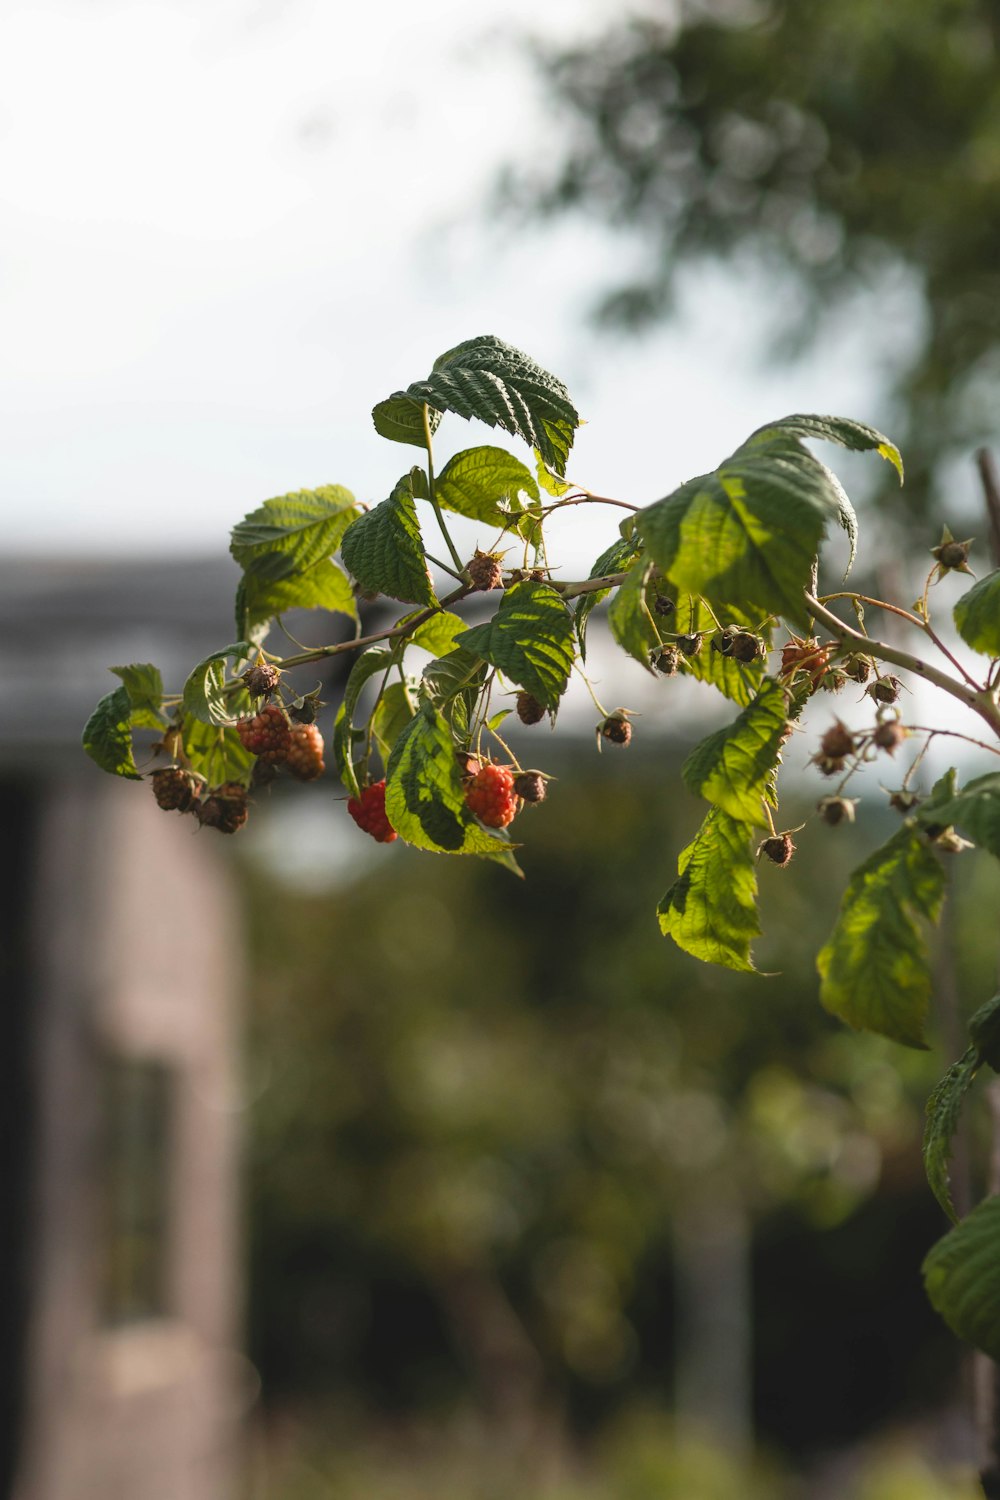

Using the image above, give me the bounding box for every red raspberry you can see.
[464,763,520,828]
[347,780,397,843]
[285,724,326,781]
[236,703,291,764]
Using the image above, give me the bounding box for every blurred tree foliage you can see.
[507,0,1000,513]
[242,750,1000,1458]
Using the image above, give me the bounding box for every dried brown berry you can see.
[818,796,858,827]
[513,771,547,803]
[242,662,281,699]
[654,648,680,676]
[150,767,200,813]
[759,833,795,867]
[196,782,249,834]
[677,633,704,657]
[929,827,974,853]
[889,788,921,814]
[819,669,849,693]
[842,654,871,684]
[730,631,764,664]
[820,720,856,760]
[931,526,974,575]
[455,751,481,780]
[467,550,504,591]
[288,693,322,725]
[869,675,902,705]
[654,595,676,617]
[712,627,737,655]
[600,711,633,746]
[873,721,907,755]
[813,754,847,777]
[516,691,546,726]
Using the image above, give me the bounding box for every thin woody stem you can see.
[805,592,1000,740]
[820,591,983,690]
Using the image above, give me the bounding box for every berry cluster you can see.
[150,768,249,836]
[237,703,292,764]
[347,780,397,842]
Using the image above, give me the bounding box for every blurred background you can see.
[4,1,1000,1496]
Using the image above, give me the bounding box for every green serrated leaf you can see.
[435,446,541,536]
[110,663,165,730]
[923,1195,1000,1361]
[924,1047,981,1221]
[183,718,256,786]
[666,594,766,707]
[340,472,436,607]
[682,679,789,826]
[422,647,489,740]
[657,807,761,972]
[817,825,946,1047]
[181,643,253,726]
[969,993,1000,1071]
[230,485,359,582]
[535,450,571,497]
[376,336,579,476]
[385,700,521,871]
[82,686,141,779]
[240,560,357,644]
[371,680,417,765]
[607,559,660,670]
[455,580,576,711]
[954,570,1000,656]
[575,535,642,660]
[916,771,1000,859]
[332,648,396,797]
[372,392,442,449]
[639,418,895,625]
[407,610,469,657]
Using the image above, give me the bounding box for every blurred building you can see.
[0,559,247,1500]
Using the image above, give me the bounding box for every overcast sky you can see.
[0,0,912,578]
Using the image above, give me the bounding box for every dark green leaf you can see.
[455,580,576,711]
[816,825,946,1047]
[371,392,442,449]
[183,718,255,786]
[110,663,165,730]
[340,472,436,607]
[82,686,141,780]
[385,700,521,871]
[230,485,359,582]
[682,679,789,827]
[924,1047,981,1221]
[954,570,1000,657]
[923,1195,1000,1361]
[607,558,660,669]
[657,807,761,972]
[376,336,579,476]
[240,560,357,644]
[181,642,253,726]
[422,647,490,741]
[575,535,642,660]
[435,446,541,535]
[332,648,396,797]
[969,993,1000,1072]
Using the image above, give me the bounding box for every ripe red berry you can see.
[464,763,520,828]
[237,703,291,764]
[347,780,398,843]
[285,724,326,781]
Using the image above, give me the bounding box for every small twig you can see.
[976,449,1000,567]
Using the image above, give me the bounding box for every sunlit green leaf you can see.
[385,700,521,871]
[924,1195,1000,1361]
[924,1048,981,1222]
[82,686,141,780]
[407,610,469,657]
[575,535,642,660]
[181,642,253,726]
[682,678,789,826]
[954,570,1000,657]
[110,662,165,730]
[340,471,436,606]
[371,680,417,765]
[435,446,541,536]
[916,771,1000,859]
[657,807,761,972]
[607,558,660,669]
[333,648,396,797]
[455,580,576,711]
[183,718,255,786]
[817,824,946,1047]
[230,485,359,582]
[239,559,357,644]
[422,647,489,740]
